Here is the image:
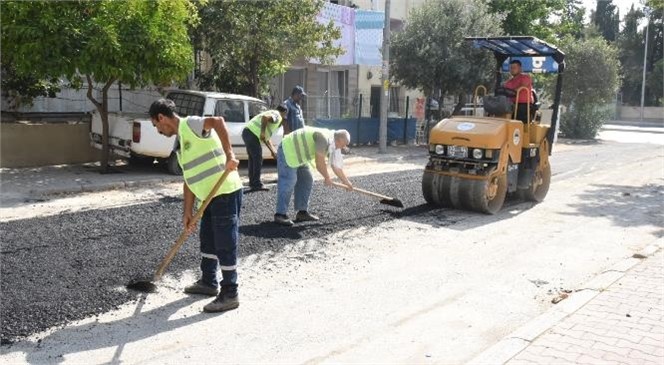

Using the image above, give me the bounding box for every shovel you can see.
[126,169,232,293]
[262,138,277,159]
[331,182,404,208]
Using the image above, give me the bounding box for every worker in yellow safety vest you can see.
[149,98,242,313]
[241,104,287,192]
[274,126,353,226]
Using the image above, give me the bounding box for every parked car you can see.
[90,90,281,175]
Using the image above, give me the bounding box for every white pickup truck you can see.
[90,90,282,175]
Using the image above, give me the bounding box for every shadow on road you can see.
[562,182,664,229]
[3,295,213,364]
[388,194,537,231]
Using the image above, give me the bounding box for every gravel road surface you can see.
[1,169,423,343]
[1,129,662,363]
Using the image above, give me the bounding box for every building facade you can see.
[268,0,426,122]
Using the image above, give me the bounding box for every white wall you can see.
[619,106,664,120]
[2,83,165,114]
[352,0,426,19]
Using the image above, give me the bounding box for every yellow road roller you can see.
[422,36,565,214]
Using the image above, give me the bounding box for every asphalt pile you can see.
[1,168,438,344]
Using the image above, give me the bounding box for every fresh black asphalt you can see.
[1,168,440,344]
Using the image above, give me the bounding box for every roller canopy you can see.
[466,36,565,74]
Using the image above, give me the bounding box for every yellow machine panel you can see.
[429,117,507,149]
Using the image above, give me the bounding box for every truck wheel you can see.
[521,163,550,202]
[129,154,155,167]
[166,153,182,176]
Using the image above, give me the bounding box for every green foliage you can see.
[1,0,196,169]
[390,0,503,100]
[552,0,586,41]
[648,59,664,106]
[592,0,620,42]
[1,0,195,91]
[555,36,620,138]
[617,5,646,106]
[647,0,664,11]
[616,4,663,106]
[195,0,342,97]
[1,65,60,108]
[487,0,565,41]
[560,104,612,139]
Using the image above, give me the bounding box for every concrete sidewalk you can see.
[0,145,427,203]
[470,239,664,365]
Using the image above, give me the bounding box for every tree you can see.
[617,4,663,106]
[0,64,60,110]
[617,5,645,106]
[1,0,196,172]
[390,0,504,114]
[555,36,620,138]
[644,3,664,106]
[195,0,342,97]
[487,0,565,41]
[553,0,586,41]
[592,0,620,42]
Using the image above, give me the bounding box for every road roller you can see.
[422,36,565,214]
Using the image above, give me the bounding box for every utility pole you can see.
[639,6,651,122]
[379,0,391,153]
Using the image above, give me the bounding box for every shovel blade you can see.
[379,198,404,208]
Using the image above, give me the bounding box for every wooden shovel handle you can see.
[331,181,392,200]
[263,139,277,159]
[153,169,232,280]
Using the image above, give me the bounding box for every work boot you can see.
[274,214,294,226]
[244,185,269,194]
[184,280,219,296]
[295,211,319,222]
[203,291,239,313]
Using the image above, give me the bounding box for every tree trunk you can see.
[86,75,116,174]
[248,61,259,98]
[452,92,467,115]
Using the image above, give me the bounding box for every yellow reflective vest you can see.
[176,117,243,201]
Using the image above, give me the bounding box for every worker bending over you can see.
[149,98,243,313]
[274,127,353,226]
[241,104,287,191]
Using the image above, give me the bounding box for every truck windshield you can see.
[214,99,246,123]
[167,92,205,116]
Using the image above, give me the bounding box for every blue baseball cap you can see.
[292,85,307,97]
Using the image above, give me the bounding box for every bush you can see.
[560,104,613,139]
[550,36,620,139]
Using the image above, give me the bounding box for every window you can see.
[389,87,401,114]
[248,101,268,120]
[214,99,245,123]
[167,92,205,116]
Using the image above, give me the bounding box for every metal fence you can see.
[302,94,415,121]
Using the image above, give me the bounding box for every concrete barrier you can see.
[618,106,664,121]
[1,122,101,168]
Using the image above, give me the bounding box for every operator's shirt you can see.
[313,132,343,169]
[284,97,305,133]
[504,73,533,104]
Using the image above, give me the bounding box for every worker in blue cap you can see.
[283,85,307,136]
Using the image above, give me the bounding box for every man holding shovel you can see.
[274,126,353,226]
[149,98,243,313]
[241,104,287,192]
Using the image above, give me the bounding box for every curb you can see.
[467,237,664,365]
[28,176,182,196]
[25,152,428,197]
